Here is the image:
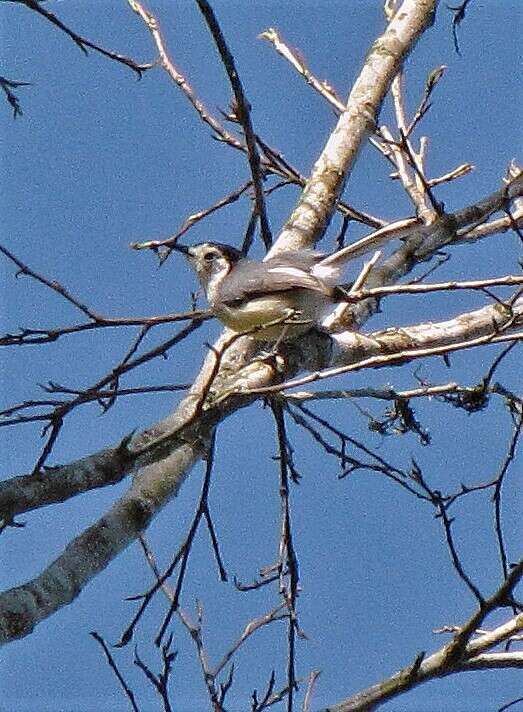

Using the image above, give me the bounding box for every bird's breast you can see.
[212,290,332,340]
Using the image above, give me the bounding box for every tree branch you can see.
[321,559,523,711]
[0,0,463,651]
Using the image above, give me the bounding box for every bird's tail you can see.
[319,217,416,267]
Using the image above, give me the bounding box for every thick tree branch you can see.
[241,295,523,397]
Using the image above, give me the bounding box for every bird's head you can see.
[173,242,243,291]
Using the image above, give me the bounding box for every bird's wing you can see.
[217,253,331,304]
[270,249,345,286]
[265,249,325,270]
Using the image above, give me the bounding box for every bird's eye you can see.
[203,251,217,262]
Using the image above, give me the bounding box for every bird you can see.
[173,241,365,340]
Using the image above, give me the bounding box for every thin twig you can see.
[302,670,321,712]
[0,241,210,346]
[155,430,217,646]
[428,162,474,187]
[196,0,272,249]
[29,319,202,471]
[259,28,346,114]
[17,0,149,76]
[128,0,243,147]
[414,465,484,604]
[406,65,447,137]
[448,0,473,56]
[0,74,31,117]
[134,639,176,712]
[271,400,300,712]
[348,273,523,302]
[0,242,100,319]
[130,181,252,254]
[203,504,228,582]
[90,631,140,712]
[286,402,427,500]
[118,538,186,647]
[492,410,523,581]
[213,604,287,678]
[284,383,462,403]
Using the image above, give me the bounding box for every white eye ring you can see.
[203,251,217,262]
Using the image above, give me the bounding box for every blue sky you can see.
[1,1,522,710]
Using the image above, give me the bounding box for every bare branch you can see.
[134,638,176,712]
[0,242,100,319]
[15,0,149,76]
[128,0,244,148]
[154,430,217,647]
[348,273,523,302]
[2,1,475,658]
[259,28,346,114]
[382,72,438,222]
[213,604,288,679]
[492,410,523,580]
[90,632,140,712]
[428,162,474,187]
[462,652,523,671]
[322,559,523,711]
[241,295,523,397]
[130,181,252,253]
[466,615,523,657]
[196,0,272,249]
[270,0,438,255]
[128,1,383,241]
[0,74,30,117]
[303,670,321,712]
[0,434,135,522]
[285,383,465,403]
[0,242,211,347]
[406,64,447,136]
[413,465,484,604]
[447,0,474,56]
[271,400,300,712]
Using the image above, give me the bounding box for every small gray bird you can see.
[173,241,358,340]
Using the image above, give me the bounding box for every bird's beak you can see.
[171,243,190,255]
